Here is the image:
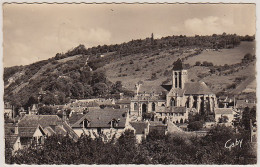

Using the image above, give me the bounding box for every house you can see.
[129,122,149,143]
[149,121,167,135]
[4,102,14,119]
[155,106,188,124]
[235,99,256,111]
[116,99,131,109]
[5,123,21,155]
[18,115,79,142]
[214,108,235,125]
[16,119,46,149]
[69,108,129,141]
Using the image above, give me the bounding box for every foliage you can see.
[7,124,256,164]
[241,106,256,130]
[187,121,204,131]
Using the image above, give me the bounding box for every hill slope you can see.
[4,34,256,108]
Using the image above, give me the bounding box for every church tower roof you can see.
[172,58,186,71]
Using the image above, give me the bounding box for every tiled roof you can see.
[5,134,19,149]
[215,108,234,115]
[116,99,131,104]
[71,108,127,128]
[18,127,38,137]
[62,122,79,141]
[184,82,214,95]
[69,113,84,125]
[44,126,56,135]
[168,88,185,96]
[18,115,61,128]
[149,121,166,127]
[236,100,256,108]
[172,106,186,113]
[5,123,15,135]
[156,106,186,113]
[130,122,148,134]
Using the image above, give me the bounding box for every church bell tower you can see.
[172,59,188,89]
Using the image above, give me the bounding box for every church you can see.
[130,59,218,122]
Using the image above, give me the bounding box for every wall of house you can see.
[33,127,45,137]
[73,127,125,140]
[13,138,22,153]
[215,114,234,123]
[155,112,188,123]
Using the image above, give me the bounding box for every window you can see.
[152,102,156,111]
[97,127,102,134]
[134,103,138,111]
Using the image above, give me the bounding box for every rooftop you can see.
[130,122,148,134]
[215,108,234,115]
[70,108,128,128]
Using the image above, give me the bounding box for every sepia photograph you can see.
[2,2,257,165]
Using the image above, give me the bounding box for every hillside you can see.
[4,34,256,108]
[103,41,256,96]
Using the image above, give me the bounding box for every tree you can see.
[195,61,201,66]
[93,83,108,96]
[187,121,203,131]
[241,106,256,130]
[218,115,229,123]
[38,106,57,115]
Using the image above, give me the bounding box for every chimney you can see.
[15,124,19,135]
[62,111,67,122]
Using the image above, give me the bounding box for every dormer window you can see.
[110,119,119,128]
[83,119,90,128]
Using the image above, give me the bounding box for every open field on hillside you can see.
[184,41,255,66]
[105,41,256,95]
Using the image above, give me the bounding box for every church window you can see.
[170,98,176,106]
[152,102,156,111]
[179,72,182,88]
[134,103,138,111]
[175,72,178,88]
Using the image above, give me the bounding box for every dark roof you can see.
[215,108,234,115]
[172,59,185,70]
[18,115,61,128]
[236,100,256,108]
[161,85,172,91]
[156,106,186,113]
[116,99,131,105]
[5,134,19,149]
[149,121,166,127]
[172,106,186,113]
[5,123,15,135]
[69,113,84,125]
[130,122,148,134]
[184,82,214,95]
[71,108,127,128]
[62,122,79,141]
[18,126,45,137]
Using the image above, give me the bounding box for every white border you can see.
[0,1,258,167]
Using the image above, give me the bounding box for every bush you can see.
[188,121,203,131]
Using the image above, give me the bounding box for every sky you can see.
[3,4,256,67]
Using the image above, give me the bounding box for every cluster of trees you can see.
[195,61,214,67]
[6,125,256,164]
[4,52,134,111]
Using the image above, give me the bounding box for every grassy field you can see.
[104,41,256,96]
[184,41,255,66]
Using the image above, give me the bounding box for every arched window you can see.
[170,98,176,106]
[142,103,147,113]
[134,103,138,111]
[175,72,178,88]
[180,118,183,124]
[161,104,165,107]
[152,102,156,111]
